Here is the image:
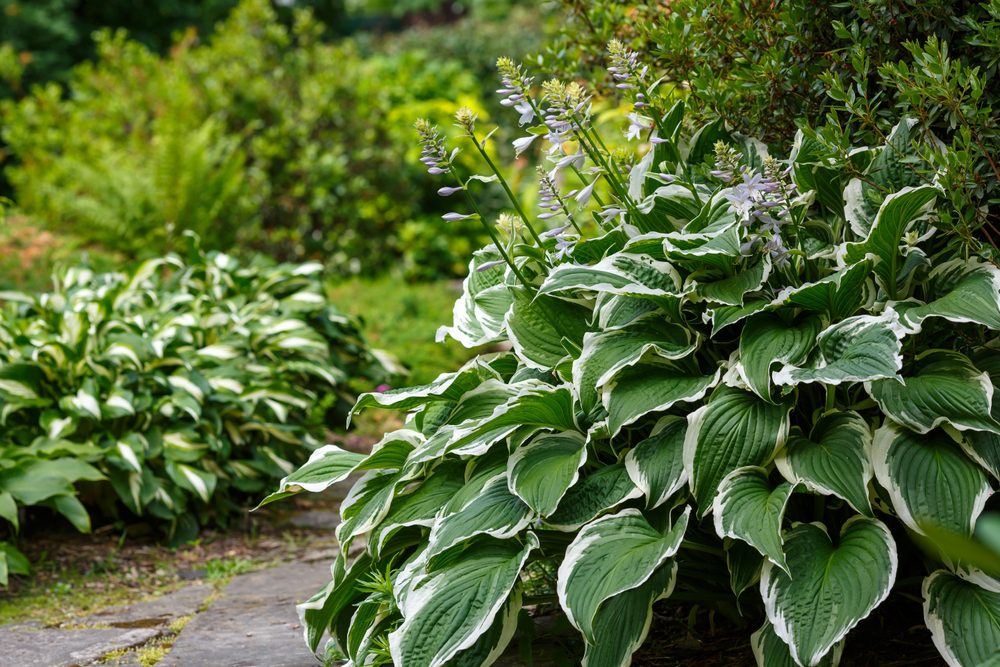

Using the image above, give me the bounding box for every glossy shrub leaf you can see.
[775,411,873,515]
[713,467,795,571]
[388,534,536,667]
[558,507,690,642]
[508,431,587,516]
[684,388,790,516]
[924,570,1000,667]
[761,517,897,667]
[873,422,992,536]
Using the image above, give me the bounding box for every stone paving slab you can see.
[0,626,161,667]
[159,560,332,667]
[78,583,213,629]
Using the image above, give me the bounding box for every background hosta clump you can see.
[270,45,1000,667]
[0,238,394,581]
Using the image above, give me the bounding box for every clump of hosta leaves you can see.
[270,45,1000,667]
[0,237,395,567]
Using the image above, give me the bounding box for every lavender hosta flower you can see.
[437,186,464,197]
[476,259,506,273]
[540,224,570,239]
[625,113,653,141]
[513,134,539,156]
[537,168,571,221]
[575,180,597,206]
[415,118,454,176]
[454,107,478,135]
[711,141,742,184]
[597,205,624,226]
[607,39,645,87]
[496,57,536,125]
[443,212,475,222]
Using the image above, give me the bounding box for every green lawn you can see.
[326,277,481,386]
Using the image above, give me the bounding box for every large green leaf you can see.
[751,620,842,667]
[873,422,992,536]
[388,534,536,667]
[713,467,795,571]
[572,325,697,415]
[508,431,587,516]
[583,564,676,667]
[505,289,590,370]
[761,517,897,667]
[924,570,1000,667]
[738,313,820,402]
[437,248,513,348]
[539,252,683,298]
[256,444,367,507]
[351,359,500,419]
[684,388,790,516]
[426,475,534,558]
[869,350,1000,435]
[696,258,771,306]
[898,259,1000,333]
[558,508,689,642]
[772,312,904,386]
[843,184,938,293]
[604,365,720,437]
[775,411,873,515]
[770,259,872,321]
[625,416,688,509]
[546,464,642,531]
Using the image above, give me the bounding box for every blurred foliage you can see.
[0,0,496,276]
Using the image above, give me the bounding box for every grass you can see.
[327,276,483,386]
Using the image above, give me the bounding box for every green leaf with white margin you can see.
[728,540,763,602]
[539,252,683,298]
[714,467,795,571]
[868,350,1000,435]
[896,258,1000,333]
[873,422,992,536]
[426,475,534,559]
[776,411,873,516]
[371,461,466,554]
[445,587,521,667]
[761,517,897,667]
[298,552,372,652]
[508,431,587,516]
[625,416,687,509]
[437,247,513,348]
[558,507,690,642]
[583,564,676,667]
[546,464,642,531]
[751,620,843,667]
[573,324,697,415]
[697,258,771,306]
[604,365,720,438]
[738,313,821,402]
[256,444,366,507]
[770,259,873,321]
[389,534,537,667]
[684,387,791,516]
[843,184,938,292]
[505,289,590,370]
[772,311,904,386]
[924,570,1000,667]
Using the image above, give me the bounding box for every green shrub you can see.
[0,237,394,572]
[1,0,486,275]
[269,47,1000,666]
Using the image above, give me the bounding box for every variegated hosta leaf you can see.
[696,258,771,306]
[625,416,688,509]
[842,184,938,291]
[762,517,897,667]
[558,507,690,642]
[546,463,642,531]
[594,293,660,331]
[868,350,1000,435]
[388,534,537,667]
[445,588,521,667]
[372,461,465,554]
[256,444,366,507]
[727,540,763,601]
[572,324,697,415]
[436,247,513,348]
[539,252,683,298]
[705,299,770,335]
[603,365,720,437]
[751,620,842,667]
[873,422,992,536]
[897,259,1000,333]
[775,411,874,516]
[583,564,676,667]
[426,475,534,558]
[683,387,790,516]
[505,289,590,370]
[298,551,372,652]
[772,311,904,386]
[351,358,500,419]
[508,431,587,516]
[336,469,402,547]
[923,570,1000,667]
[738,312,820,402]
[713,466,795,571]
[769,259,873,320]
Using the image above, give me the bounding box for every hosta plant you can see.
[270,46,1000,666]
[0,238,394,565]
